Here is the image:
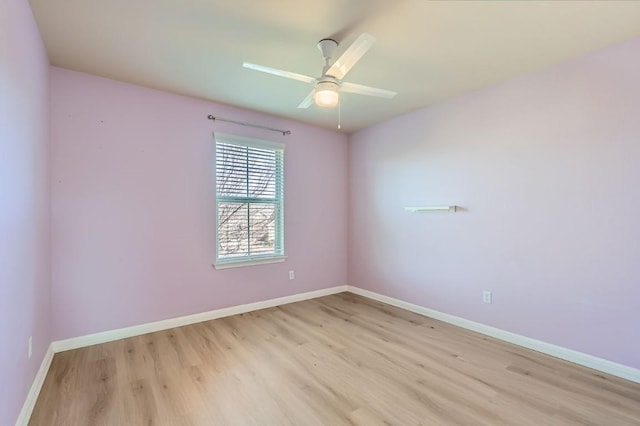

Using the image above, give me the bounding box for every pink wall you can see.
[349,37,640,368]
[51,67,348,340]
[0,0,51,423]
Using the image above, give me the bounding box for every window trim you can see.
[213,132,285,268]
[213,255,287,270]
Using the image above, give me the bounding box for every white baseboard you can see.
[53,285,348,353]
[15,343,55,426]
[346,286,640,384]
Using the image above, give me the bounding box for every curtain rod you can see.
[207,115,291,136]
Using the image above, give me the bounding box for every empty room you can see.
[2,0,640,424]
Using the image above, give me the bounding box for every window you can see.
[214,133,284,268]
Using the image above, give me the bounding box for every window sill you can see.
[213,255,287,270]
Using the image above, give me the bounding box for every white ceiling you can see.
[29,0,640,133]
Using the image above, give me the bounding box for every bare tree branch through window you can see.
[215,139,284,261]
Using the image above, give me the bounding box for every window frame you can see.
[213,132,286,269]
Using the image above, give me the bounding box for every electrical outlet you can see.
[483,291,492,304]
[288,270,295,280]
[28,336,33,359]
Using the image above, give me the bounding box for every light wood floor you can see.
[30,293,640,425]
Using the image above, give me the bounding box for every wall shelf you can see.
[404,206,457,213]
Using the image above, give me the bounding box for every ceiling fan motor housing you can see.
[316,80,339,92]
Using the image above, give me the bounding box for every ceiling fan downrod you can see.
[317,38,338,73]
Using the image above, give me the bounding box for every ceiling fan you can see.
[243,33,397,109]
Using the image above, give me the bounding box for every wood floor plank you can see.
[29,292,640,425]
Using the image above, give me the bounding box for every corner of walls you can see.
[0,0,52,425]
[346,132,354,287]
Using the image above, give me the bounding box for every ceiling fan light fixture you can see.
[314,81,339,108]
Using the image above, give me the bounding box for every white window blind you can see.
[215,133,284,266]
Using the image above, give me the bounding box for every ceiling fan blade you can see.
[297,90,315,109]
[340,82,397,98]
[326,33,376,80]
[243,62,315,84]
